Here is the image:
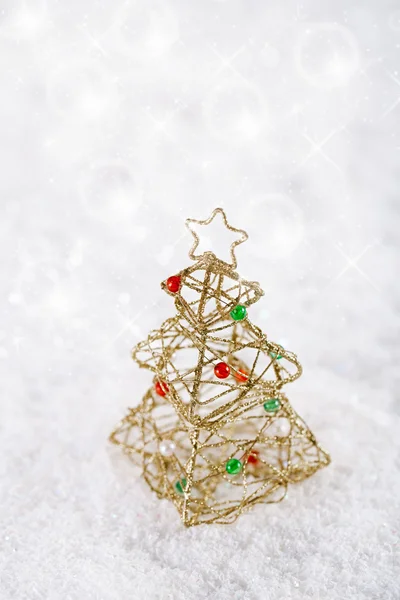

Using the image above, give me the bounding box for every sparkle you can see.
[325,243,380,292]
[296,129,344,174]
[210,44,247,82]
[103,306,156,350]
[79,24,109,57]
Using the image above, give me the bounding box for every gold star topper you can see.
[185,207,248,269]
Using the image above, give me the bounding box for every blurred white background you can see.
[1,1,399,599]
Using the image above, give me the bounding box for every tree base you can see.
[109,388,330,527]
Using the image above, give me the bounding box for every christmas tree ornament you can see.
[166,275,181,293]
[263,398,281,412]
[175,478,187,494]
[269,347,284,360]
[234,368,249,383]
[154,380,169,397]
[214,361,231,379]
[246,449,259,465]
[225,458,243,475]
[159,440,176,457]
[109,207,330,527]
[230,304,247,321]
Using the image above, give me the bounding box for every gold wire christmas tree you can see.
[109,208,330,527]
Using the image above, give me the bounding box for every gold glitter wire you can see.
[186,207,248,269]
[109,208,331,527]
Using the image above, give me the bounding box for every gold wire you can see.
[109,208,331,527]
[186,207,248,269]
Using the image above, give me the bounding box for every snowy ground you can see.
[1,1,399,599]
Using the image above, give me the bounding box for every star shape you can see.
[185,207,248,269]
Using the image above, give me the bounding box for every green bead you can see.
[269,346,283,360]
[230,305,247,321]
[175,478,187,494]
[263,398,281,413]
[225,458,242,475]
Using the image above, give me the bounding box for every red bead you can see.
[155,380,169,396]
[246,450,259,465]
[235,368,249,383]
[214,362,230,379]
[166,275,181,293]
